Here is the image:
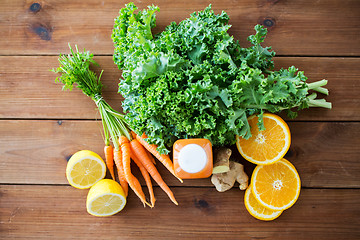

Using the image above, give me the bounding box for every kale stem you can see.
[224,47,238,69]
[307,79,328,90]
[312,86,329,95]
[308,99,332,109]
[307,92,317,100]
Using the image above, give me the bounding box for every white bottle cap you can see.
[178,144,207,173]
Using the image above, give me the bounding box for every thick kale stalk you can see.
[112,3,331,154]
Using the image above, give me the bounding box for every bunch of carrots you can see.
[53,45,182,207]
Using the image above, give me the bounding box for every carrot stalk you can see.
[113,148,128,197]
[104,145,115,181]
[132,131,183,183]
[130,151,156,208]
[130,139,178,205]
[119,136,151,207]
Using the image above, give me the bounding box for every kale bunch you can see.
[112,3,331,154]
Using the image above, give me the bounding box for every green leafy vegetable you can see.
[112,3,331,154]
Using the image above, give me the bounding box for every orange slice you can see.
[251,158,301,211]
[236,113,291,165]
[244,185,282,221]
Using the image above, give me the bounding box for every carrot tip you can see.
[145,201,152,208]
[151,199,156,208]
[110,172,115,181]
[176,176,183,183]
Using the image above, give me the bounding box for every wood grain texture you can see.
[0,0,359,56]
[1,120,359,188]
[0,185,359,239]
[0,0,358,238]
[1,56,358,120]
[0,56,123,119]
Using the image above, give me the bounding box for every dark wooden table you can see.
[1,0,359,239]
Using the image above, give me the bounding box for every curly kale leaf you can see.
[237,25,276,71]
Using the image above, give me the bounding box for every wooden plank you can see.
[0,120,359,188]
[0,56,358,120]
[0,56,124,119]
[0,185,359,239]
[0,0,359,56]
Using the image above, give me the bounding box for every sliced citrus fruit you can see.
[244,185,282,221]
[86,179,127,217]
[251,158,301,211]
[66,150,106,189]
[236,113,291,165]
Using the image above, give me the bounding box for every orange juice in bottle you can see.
[173,139,213,179]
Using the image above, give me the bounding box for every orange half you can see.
[236,113,291,165]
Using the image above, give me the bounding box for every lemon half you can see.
[66,150,106,189]
[86,179,127,217]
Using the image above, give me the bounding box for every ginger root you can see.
[212,147,232,174]
[211,161,249,192]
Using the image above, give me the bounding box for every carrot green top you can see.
[53,44,131,149]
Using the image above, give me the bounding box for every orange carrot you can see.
[130,139,178,205]
[113,148,128,197]
[104,145,115,181]
[132,131,183,183]
[146,150,156,165]
[119,136,151,207]
[130,151,156,208]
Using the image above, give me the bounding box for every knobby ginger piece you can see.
[211,161,249,192]
[212,147,231,174]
